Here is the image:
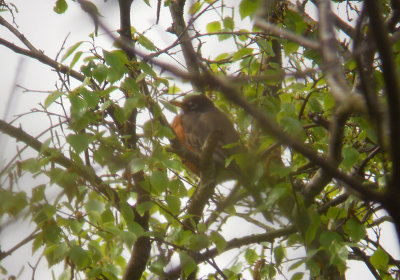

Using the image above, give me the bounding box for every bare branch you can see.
[254,20,320,51]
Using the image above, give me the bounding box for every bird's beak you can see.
[170,100,185,109]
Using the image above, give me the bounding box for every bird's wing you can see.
[181,109,240,164]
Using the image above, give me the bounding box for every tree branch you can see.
[0,119,117,203]
[365,0,400,184]
[254,20,320,51]
[0,230,38,261]
[169,0,200,77]
[0,16,84,81]
[182,130,220,230]
[163,226,296,279]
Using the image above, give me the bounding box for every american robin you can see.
[170,94,241,176]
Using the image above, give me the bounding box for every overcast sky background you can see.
[1,1,400,279]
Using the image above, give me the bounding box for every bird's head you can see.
[170,95,215,113]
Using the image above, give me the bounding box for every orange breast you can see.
[171,115,199,174]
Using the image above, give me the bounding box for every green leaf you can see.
[129,157,147,173]
[319,231,343,250]
[291,272,304,280]
[284,42,300,55]
[370,248,389,270]
[92,64,108,84]
[150,170,169,194]
[279,116,306,141]
[70,51,83,68]
[61,41,83,62]
[103,50,127,83]
[265,182,290,207]
[289,259,305,271]
[79,87,100,109]
[20,158,41,173]
[206,21,222,33]
[54,0,68,14]
[137,33,157,51]
[186,234,209,251]
[305,211,321,245]
[329,241,348,273]
[0,190,27,216]
[239,0,260,19]
[165,195,181,214]
[179,251,196,277]
[44,243,68,266]
[67,133,92,154]
[341,146,360,171]
[274,245,285,265]
[308,97,323,113]
[69,245,90,269]
[85,199,105,213]
[232,47,253,61]
[68,94,88,120]
[88,240,103,262]
[44,90,63,108]
[43,223,62,244]
[244,248,258,264]
[121,77,140,94]
[257,39,274,56]
[343,218,366,242]
[326,207,346,220]
[210,231,227,253]
[189,1,203,14]
[139,62,156,77]
[223,16,234,30]
[32,185,46,203]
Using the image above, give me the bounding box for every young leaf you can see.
[61,41,83,62]
[150,170,169,194]
[370,248,389,270]
[210,231,227,253]
[66,133,92,154]
[54,0,68,14]
[206,21,222,33]
[239,0,260,19]
[343,218,366,242]
[232,47,253,61]
[69,245,90,269]
[44,90,63,108]
[179,251,196,277]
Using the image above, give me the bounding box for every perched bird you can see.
[170,94,241,176]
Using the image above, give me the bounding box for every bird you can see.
[170,94,241,177]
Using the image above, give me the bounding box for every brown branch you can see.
[350,247,382,280]
[309,0,355,38]
[163,226,296,279]
[0,16,85,82]
[0,230,38,261]
[318,0,363,109]
[365,0,400,240]
[123,172,151,280]
[365,0,400,184]
[182,131,220,230]
[303,112,349,205]
[254,20,320,51]
[0,37,84,81]
[0,119,117,203]
[169,0,200,77]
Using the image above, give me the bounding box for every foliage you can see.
[1,0,400,279]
